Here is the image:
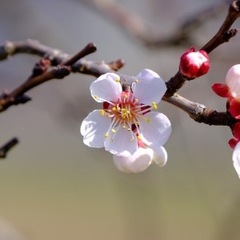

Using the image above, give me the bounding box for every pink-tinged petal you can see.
[113,147,154,173]
[138,112,171,146]
[232,142,240,178]
[152,146,168,167]
[104,127,138,156]
[226,64,240,98]
[90,73,122,103]
[80,110,111,148]
[132,69,166,105]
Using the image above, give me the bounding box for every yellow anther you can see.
[111,128,116,133]
[145,117,151,123]
[137,135,142,140]
[115,77,121,83]
[105,133,109,138]
[152,102,158,110]
[100,109,105,116]
[134,79,139,83]
[121,108,131,119]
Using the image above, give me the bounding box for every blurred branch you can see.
[0,138,19,159]
[80,0,229,48]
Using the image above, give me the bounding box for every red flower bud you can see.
[179,47,210,79]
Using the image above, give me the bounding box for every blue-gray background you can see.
[0,0,240,239]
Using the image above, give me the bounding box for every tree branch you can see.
[0,138,19,159]
[163,94,233,126]
[0,39,124,77]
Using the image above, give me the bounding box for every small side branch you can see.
[0,39,124,77]
[201,0,240,53]
[0,138,19,159]
[0,43,99,112]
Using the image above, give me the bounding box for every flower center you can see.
[102,90,157,141]
[104,91,145,126]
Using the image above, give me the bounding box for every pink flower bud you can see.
[179,47,210,79]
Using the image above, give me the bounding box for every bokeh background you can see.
[0,0,240,239]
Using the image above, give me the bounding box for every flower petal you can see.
[104,127,138,156]
[226,64,240,98]
[232,142,240,178]
[152,146,168,167]
[90,73,122,103]
[113,147,154,173]
[138,112,171,146]
[80,110,111,148]
[132,69,166,105]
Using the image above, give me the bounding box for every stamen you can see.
[152,102,158,110]
[100,109,105,116]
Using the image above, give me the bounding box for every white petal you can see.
[139,112,171,146]
[80,110,111,148]
[104,127,138,156]
[152,146,168,167]
[232,142,240,178]
[132,69,167,105]
[113,148,154,173]
[90,73,122,103]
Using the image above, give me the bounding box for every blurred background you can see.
[0,0,240,239]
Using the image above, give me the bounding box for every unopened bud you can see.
[179,47,210,79]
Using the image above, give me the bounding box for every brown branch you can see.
[201,0,240,53]
[0,138,19,159]
[0,39,124,77]
[0,43,100,112]
[163,94,233,126]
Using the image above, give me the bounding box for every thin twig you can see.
[0,43,99,112]
[201,0,240,53]
[0,39,124,76]
[0,138,19,159]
